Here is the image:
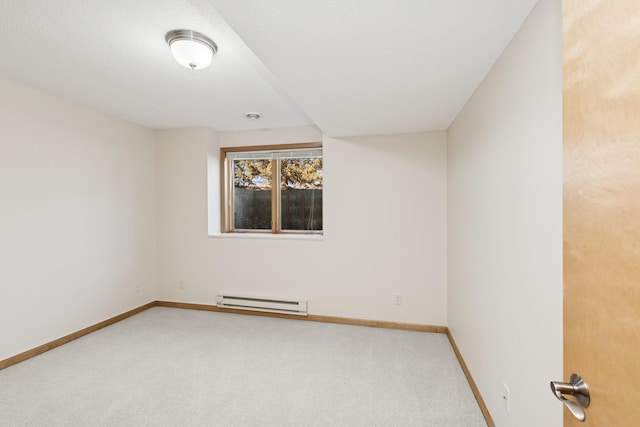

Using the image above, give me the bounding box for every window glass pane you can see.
[280,158,323,231]
[233,159,272,230]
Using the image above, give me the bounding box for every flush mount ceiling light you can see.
[165,29,217,70]
[245,112,261,120]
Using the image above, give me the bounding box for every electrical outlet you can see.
[179,280,185,289]
[135,283,141,293]
[501,382,510,412]
[394,293,402,305]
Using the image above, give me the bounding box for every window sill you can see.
[209,232,324,241]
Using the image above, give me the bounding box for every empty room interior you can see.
[0,0,563,426]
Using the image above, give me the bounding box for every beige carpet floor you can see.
[0,307,486,426]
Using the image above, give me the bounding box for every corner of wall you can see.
[446,0,562,425]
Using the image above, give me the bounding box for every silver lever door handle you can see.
[550,373,590,422]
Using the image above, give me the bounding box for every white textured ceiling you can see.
[0,0,538,136]
[0,0,312,131]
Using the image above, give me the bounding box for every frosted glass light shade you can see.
[170,39,212,69]
[165,30,217,70]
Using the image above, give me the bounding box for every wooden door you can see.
[563,0,640,425]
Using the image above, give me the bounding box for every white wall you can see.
[447,0,562,426]
[1,7,561,423]
[0,77,157,361]
[156,126,448,325]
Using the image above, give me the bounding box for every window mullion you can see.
[272,159,280,233]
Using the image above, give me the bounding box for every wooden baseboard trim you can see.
[307,314,447,333]
[155,300,448,334]
[447,330,495,427]
[1,300,450,373]
[0,302,156,371]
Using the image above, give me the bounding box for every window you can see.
[221,143,323,235]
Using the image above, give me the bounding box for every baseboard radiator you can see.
[216,293,308,316]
